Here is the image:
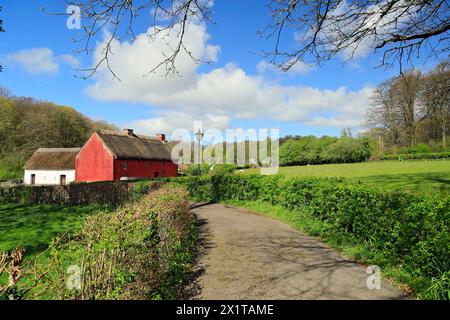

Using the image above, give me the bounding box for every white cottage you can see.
[24,148,81,185]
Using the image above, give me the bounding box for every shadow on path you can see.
[183,203,408,300]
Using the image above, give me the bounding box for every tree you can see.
[0,93,118,179]
[393,71,422,147]
[419,59,450,149]
[340,127,353,138]
[0,6,4,72]
[367,78,402,146]
[0,87,10,97]
[263,0,450,71]
[62,0,450,78]
[366,64,450,152]
[368,70,422,147]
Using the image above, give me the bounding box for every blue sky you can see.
[0,1,438,139]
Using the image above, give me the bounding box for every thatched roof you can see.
[24,148,81,170]
[97,130,172,160]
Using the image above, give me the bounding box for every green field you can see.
[0,203,107,257]
[242,160,450,194]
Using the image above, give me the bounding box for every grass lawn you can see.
[241,160,450,194]
[0,203,108,258]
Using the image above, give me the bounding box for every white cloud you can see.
[257,60,314,76]
[58,54,80,68]
[5,48,79,76]
[126,112,230,137]
[86,21,373,134]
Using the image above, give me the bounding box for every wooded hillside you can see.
[0,89,117,179]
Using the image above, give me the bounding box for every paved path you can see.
[186,203,408,300]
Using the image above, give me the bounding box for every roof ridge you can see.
[36,148,81,153]
[99,130,163,142]
[98,130,129,136]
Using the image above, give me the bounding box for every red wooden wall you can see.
[114,159,178,180]
[75,133,114,182]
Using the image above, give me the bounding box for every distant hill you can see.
[0,89,118,180]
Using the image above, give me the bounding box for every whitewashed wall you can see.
[24,170,76,185]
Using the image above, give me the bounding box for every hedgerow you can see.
[0,184,196,300]
[172,175,450,299]
[0,181,135,205]
[383,151,450,161]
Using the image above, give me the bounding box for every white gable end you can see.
[24,170,76,186]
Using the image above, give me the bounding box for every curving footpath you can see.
[185,203,408,300]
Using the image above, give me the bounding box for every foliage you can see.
[0,181,135,205]
[280,136,372,166]
[186,163,237,176]
[383,152,450,161]
[0,185,196,300]
[174,175,450,299]
[367,62,450,151]
[0,94,118,180]
[403,144,432,154]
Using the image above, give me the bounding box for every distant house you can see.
[24,148,81,185]
[75,129,177,182]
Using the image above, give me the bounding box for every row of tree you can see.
[280,134,372,166]
[0,89,117,179]
[366,60,450,152]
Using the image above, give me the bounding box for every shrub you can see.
[0,181,136,205]
[383,151,450,160]
[280,136,372,166]
[186,163,237,176]
[0,185,196,300]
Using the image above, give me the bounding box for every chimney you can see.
[123,128,134,136]
[156,133,166,142]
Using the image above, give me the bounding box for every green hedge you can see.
[1,184,196,300]
[383,151,450,161]
[173,175,450,298]
[0,181,138,205]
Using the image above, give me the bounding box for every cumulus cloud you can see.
[257,60,314,76]
[126,112,230,137]
[86,21,373,133]
[58,54,80,68]
[5,48,79,76]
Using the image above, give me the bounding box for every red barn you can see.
[76,129,177,182]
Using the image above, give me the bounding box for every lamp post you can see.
[195,129,204,176]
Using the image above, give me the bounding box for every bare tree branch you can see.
[262,0,450,71]
[58,0,212,79]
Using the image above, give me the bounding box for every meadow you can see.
[241,160,450,194]
[0,203,107,258]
